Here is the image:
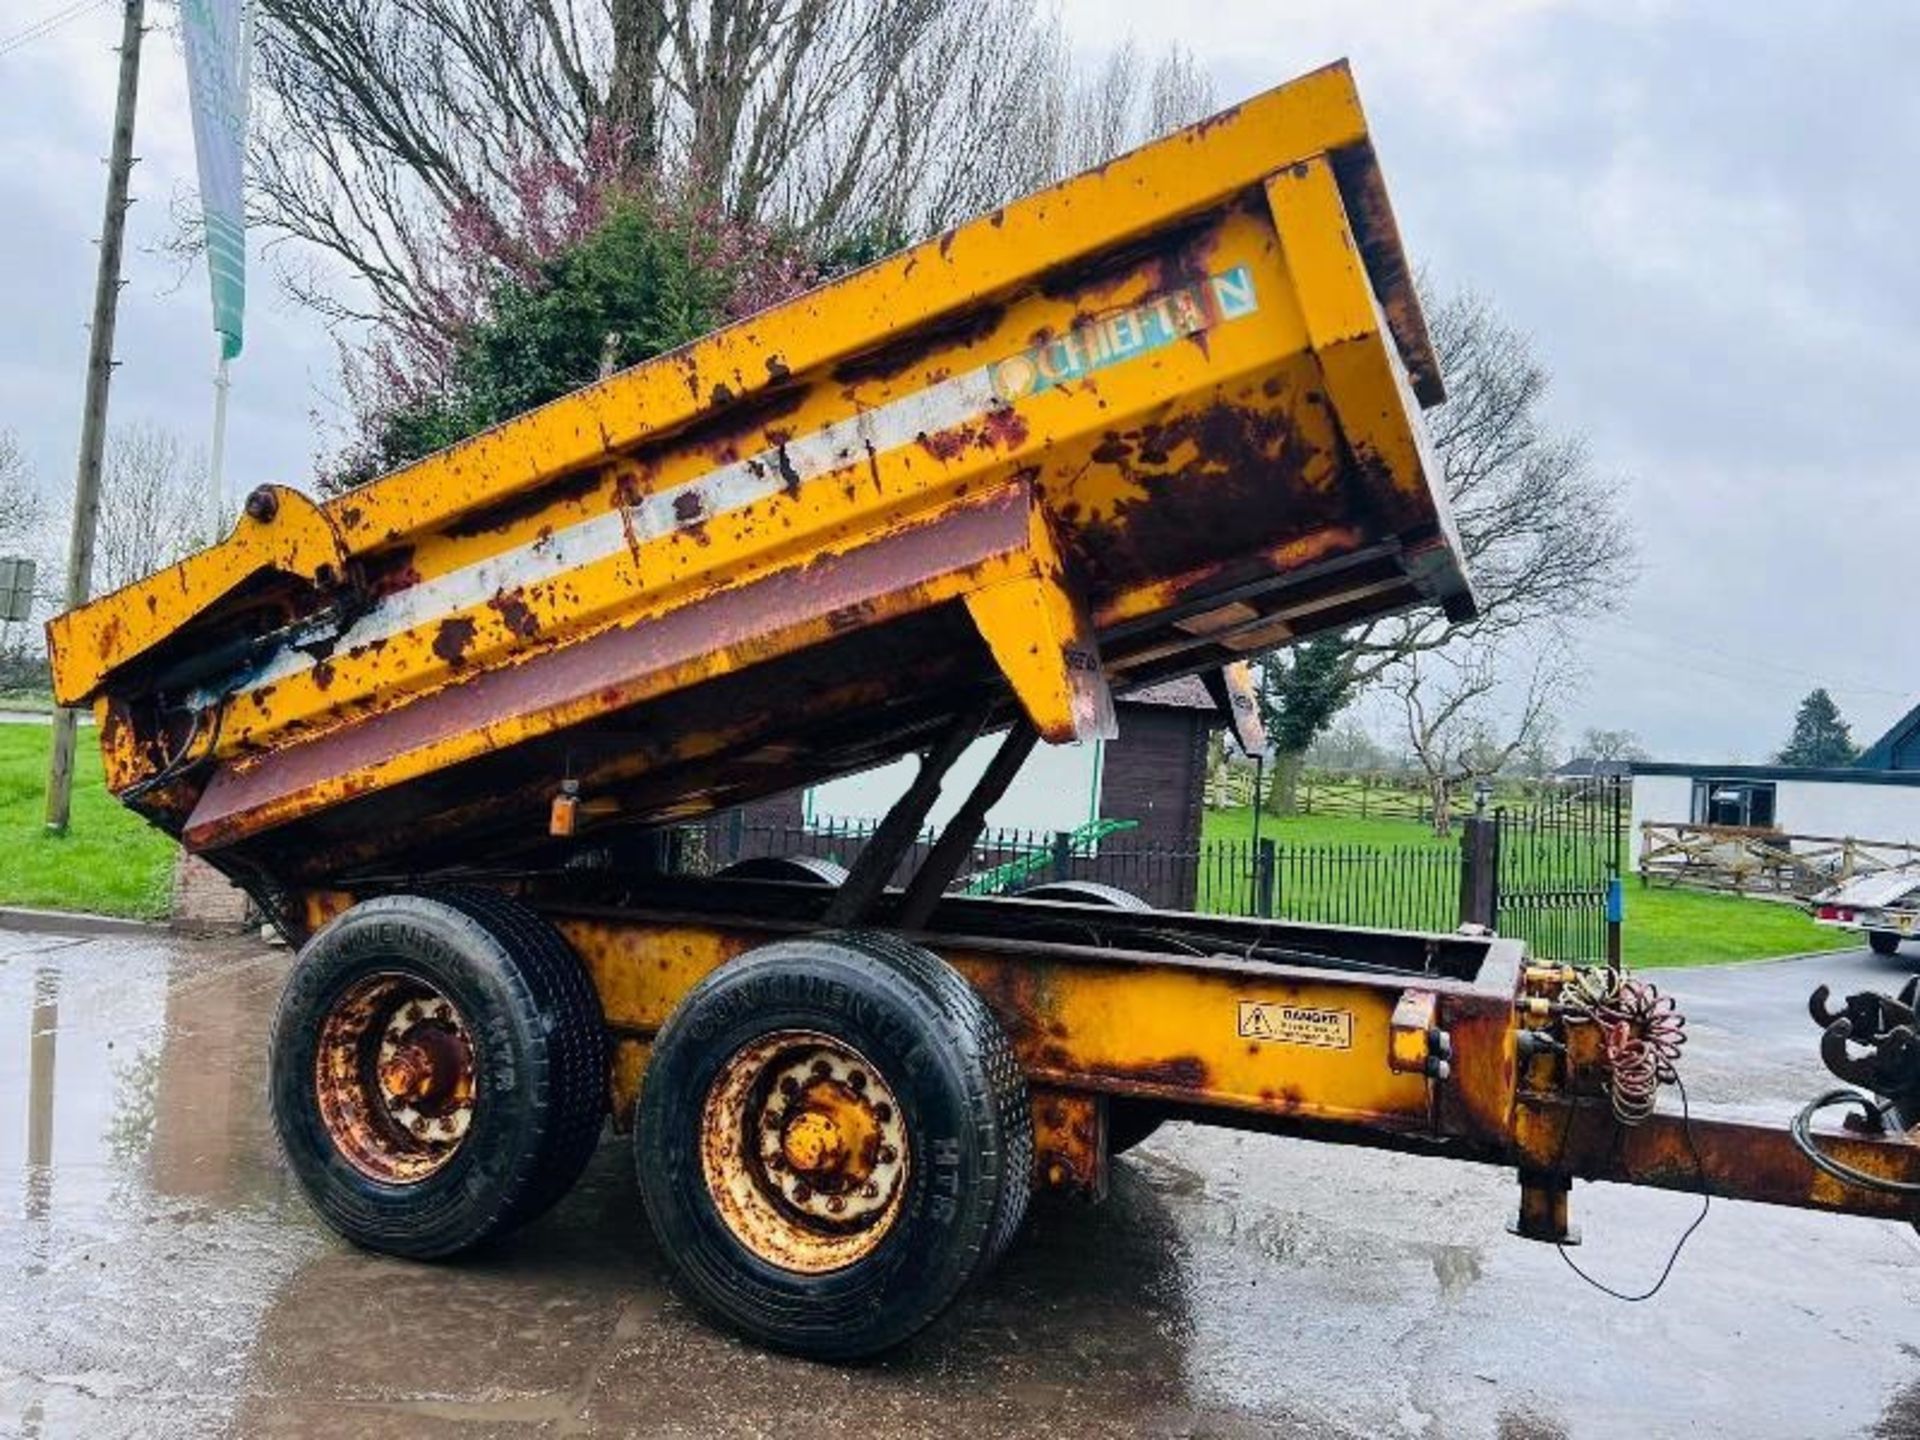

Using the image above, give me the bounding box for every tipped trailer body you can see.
[49,60,1467,896]
[48,63,1920,1359]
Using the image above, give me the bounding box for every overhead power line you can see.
[1581,622,1911,701]
[0,0,109,58]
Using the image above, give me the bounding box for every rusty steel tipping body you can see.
[46,62,1920,1251]
[49,61,1471,897]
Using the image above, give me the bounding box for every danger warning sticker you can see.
[1237,1001,1353,1050]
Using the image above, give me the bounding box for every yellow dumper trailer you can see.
[48,63,1920,1358]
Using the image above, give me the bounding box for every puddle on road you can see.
[0,933,323,1436]
[0,934,297,1217]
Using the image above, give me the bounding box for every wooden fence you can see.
[1206,767,1604,827]
[1637,822,1920,898]
[1205,768,1434,819]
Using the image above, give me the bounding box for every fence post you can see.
[1458,812,1499,930]
[1607,778,1624,970]
[1050,830,1073,882]
[1255,838,1276,919]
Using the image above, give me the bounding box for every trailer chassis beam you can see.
[1512,1094,1920,1225]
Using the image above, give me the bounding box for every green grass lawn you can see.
[1201,805,1854,969]
[1204,805,1455,851]
[0,723,176,919]
[1614,883,1853,969]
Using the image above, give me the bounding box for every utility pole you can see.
[46,0,146,835]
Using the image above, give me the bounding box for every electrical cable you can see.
[1541,968,1707,1300]
[0,0,108,57]
[120,696,225,801]
[1559,968,1688,1125]
[1789,1088,1920,1196]
[1552,1070,1711,1302]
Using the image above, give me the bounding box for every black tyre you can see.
[635,931,1031,1359]
[269,889,608,1260]
[714,855,850,886]
[1014,879,1152,910]
[1870,930,1904,957]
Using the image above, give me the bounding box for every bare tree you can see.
[239,0,1213,350]
[1306,717,1391,774]
[0,430,51,675]
[1345,289,1636,683]
[1579,726,1648,763]
[1514,714,1564,781]
[0,429,43,551]
[93,424,208,595]
[1259,287,1636,781]
[1386,641,1564,835]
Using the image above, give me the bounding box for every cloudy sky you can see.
[2,1,1914,762]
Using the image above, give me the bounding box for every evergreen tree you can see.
[1777,688,1859,767]
[330,190,817,488]
[1255,637,1355,813]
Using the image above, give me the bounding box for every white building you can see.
[1631,702,1920,843]
[1630,763,1920,845]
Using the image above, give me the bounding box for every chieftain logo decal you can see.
[989,266,1260,402]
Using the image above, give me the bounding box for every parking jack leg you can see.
[1509,1168,1580,1245]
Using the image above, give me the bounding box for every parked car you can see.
[1812,867,1920,956]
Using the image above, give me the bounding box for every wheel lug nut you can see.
[827,1196,846,1214]
[848,1070,867,1091]
[810,1059,832,1078]
[873,1103,892,1123]
[763,1110,783,1129]
[792,1181,812,1203]
[878,1145,897,1165]
[861,1182,878,1199]
[779,1077,799,1097]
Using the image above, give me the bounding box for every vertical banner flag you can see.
[181,0,249,360]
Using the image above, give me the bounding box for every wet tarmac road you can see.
[6,927,1920,1439]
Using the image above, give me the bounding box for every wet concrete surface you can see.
[6,928,1920,1438]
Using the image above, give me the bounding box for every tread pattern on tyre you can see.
[828,930,1034,1270]
[1013,879,1151,912]
[635,930,1032,1357]
[270,889,607,1259]
[428,888,609,1230]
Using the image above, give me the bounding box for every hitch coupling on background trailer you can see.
[1799,979,1920,1199]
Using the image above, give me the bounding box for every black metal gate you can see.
[1492,777,1626,965]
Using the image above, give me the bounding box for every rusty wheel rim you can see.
[700,1029,911,1274]
[314,973,478,1184]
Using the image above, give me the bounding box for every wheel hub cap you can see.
[700,1030,911,1273]
[315,976,477,1183]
